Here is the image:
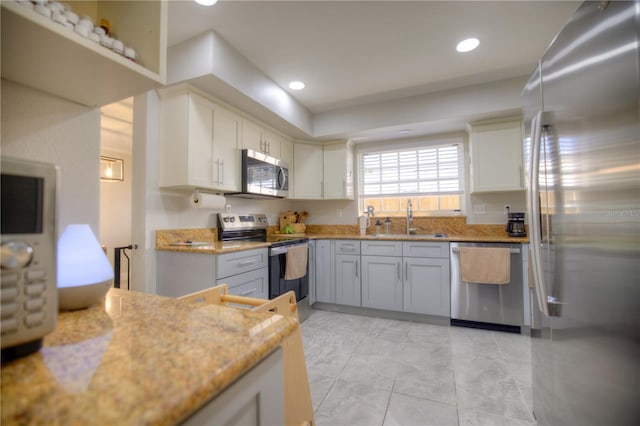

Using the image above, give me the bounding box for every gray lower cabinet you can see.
[183,348,284,426]
[216,248,269,300]
[220,267,268,299]
[156,251,215,297]
[334,240,361,306]
[403,257,450,316]
[361,255,403,311]
[308,241,316,305]
[402,242,450,317]
[335,254,360,306]
[314,240,333,303]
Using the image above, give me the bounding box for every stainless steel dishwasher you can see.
[450,242,523,333]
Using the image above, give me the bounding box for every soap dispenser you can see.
[375,220,382,235]
[384,217,392,234]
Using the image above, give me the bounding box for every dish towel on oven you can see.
[459,247,511,284]
[285,243,308,280]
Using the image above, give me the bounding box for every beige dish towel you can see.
[459,247,511,284]
[285,243,308,280]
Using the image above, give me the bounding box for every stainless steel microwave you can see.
[238,149,289,198]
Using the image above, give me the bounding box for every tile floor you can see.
[300,309,536,426]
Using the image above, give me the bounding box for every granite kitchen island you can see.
[1,288,298,425]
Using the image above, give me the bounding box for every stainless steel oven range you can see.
[217,213,310,322]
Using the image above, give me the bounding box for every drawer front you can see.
[335,240,361,255]
[361,241,403,257]
[402,242,449,259]
[218,267,268,300]
[216,248,268,279]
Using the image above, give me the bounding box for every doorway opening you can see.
[99,97,134,290]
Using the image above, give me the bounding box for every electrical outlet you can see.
[473,204,486,214]
[336,208,343,217]
[504,204,511,214]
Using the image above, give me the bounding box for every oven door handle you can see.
[270,243,307,256]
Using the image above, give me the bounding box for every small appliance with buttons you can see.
[1,157,58,361]
[506,212,527,237]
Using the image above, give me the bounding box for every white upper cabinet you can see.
[292,140,354,200]
[159,87,240,192]
[1,1,166,107]
[241,119,292,164]
[323,141,354,200]
[293,143,324,199]
[468,119,524,193]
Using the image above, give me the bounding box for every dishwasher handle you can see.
[451,247,521,254]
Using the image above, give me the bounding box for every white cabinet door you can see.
[469,120,524,193]
[361,256,403,311]
[335,254,360,306]
[160,89,240,192]
[314,240,333,303]
[212,105,241,192]
[323,142,354,200]
[187,94,216,188]
[279,139,293,167]
[293,143,324,199]
[241,119,264,153]
[403,257,450,316]
[264,130,287,159]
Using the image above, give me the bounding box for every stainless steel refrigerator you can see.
[523,1,640,425]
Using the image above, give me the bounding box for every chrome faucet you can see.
[406,199,413,235]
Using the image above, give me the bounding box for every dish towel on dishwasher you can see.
[459,247,511,284]
[285,243,308,280]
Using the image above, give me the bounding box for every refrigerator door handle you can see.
[528,111,551,317]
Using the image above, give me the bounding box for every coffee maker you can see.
[506,212,526,237]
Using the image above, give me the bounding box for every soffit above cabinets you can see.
[165,1,579,143]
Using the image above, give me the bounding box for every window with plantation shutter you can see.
[358,140,465,215]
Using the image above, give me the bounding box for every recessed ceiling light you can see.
[193,0,218,6]
[456,38,480,53]
[399,129,412,135]
[288,81,306,90]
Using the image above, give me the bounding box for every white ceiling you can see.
[104,2,581,152]
[167,1,580,121]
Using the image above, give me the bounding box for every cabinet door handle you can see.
[237,259,257,267]
[220,159,224,185]
[355,260,359,278]
[240,288,257,296]
[405,262,409,280]
[397,262,401,280]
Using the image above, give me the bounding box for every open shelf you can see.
[1,1,166,107]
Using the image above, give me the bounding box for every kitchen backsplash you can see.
[156,216,517,244]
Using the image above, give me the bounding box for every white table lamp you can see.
[57,224,114,310]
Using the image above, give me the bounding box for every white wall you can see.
[467,191,527,224]
[1,80,101,235]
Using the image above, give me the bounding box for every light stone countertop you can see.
[156,240,271,254]
[1,289,297,426]
[155,232,528,255]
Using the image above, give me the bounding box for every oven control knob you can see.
[230,217,235,222]
[223,217,229,222]
[1,241,34,270]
